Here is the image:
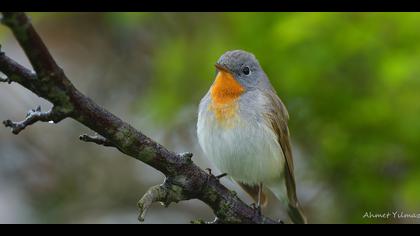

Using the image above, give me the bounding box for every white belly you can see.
[197,110,284,185]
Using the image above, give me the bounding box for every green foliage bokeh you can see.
[133,12,420,223]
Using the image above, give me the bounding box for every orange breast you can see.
[210,70,245,104]
[209,70,244,124]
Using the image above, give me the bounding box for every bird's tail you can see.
[268,181,307,224]
[287,202,307,224]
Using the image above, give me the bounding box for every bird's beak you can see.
[215,63,232,74]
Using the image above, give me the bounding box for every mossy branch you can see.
[0,12,280,224]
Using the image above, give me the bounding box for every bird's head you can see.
[211,50,267,104]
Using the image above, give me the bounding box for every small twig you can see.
[137,185,166,222]
[3,106,65,134]
[137,183,185,222]
[79,134,114,147]
[0,52,37,89]
[0,75,11,84]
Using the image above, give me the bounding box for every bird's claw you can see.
[215,173,227,179]
[205,168,227,180]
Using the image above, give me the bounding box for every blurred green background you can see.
[1,12,420,224]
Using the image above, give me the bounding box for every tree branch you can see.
[79,134,115,147]
[0,12,280,224]
[0,49,38,90]
[1,12,62,78]
[3,105,66,134]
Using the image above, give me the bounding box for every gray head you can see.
[215,49,269,90]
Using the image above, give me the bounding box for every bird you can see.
[197,49,307,224]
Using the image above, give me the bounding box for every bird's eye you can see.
[242,66,250,75]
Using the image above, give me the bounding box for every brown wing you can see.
[236,182,268,207]
[264,88,307,224]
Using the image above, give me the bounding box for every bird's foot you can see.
[216,173,227,179]
[205,168,227,180]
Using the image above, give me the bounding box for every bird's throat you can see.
[210,71,244,125]
[210,71,244,104]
